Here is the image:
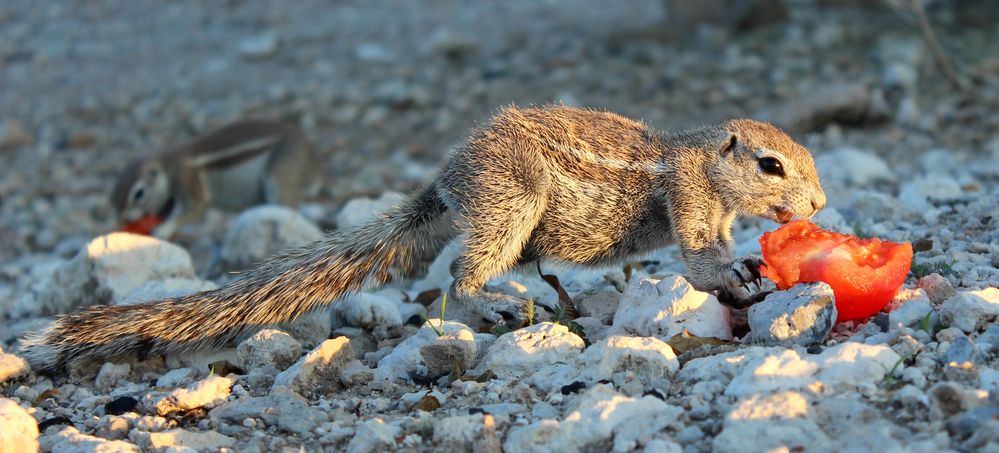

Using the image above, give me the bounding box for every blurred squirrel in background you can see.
[111,120,317,238]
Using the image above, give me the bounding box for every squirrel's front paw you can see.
[718,256,766,308]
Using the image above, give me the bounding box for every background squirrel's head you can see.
[111,158,173,225]
[711,119,826,223]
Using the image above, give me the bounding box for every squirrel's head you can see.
[711,119,825,223]
[111,158,173,224]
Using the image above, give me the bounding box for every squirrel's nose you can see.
[810,194,826,215]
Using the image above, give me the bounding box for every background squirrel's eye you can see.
[759,157,785,177]
[133,187,145,201]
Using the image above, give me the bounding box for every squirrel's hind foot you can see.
[449,288,528,327]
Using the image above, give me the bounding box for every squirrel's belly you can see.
[202,152,271,210]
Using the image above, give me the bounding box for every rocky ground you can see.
[2,0,999,452]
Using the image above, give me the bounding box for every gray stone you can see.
[714,391,830,453]
[346,418,402,453]
[420,329,478,377]
[748,283,837,346]
[504,385,682,453]
[132,428,234,452]
[272,337,353,396]
[335,192,405,231]
[944,336,975,367]
[917,273,957,305]
[577,289,621,324]
[977,324,999,351]
[821,147,894,187]
[95,363,132,390]
[155,368,193,388]
[236,329,302,371]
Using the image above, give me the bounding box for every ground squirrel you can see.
[111,120,317,238]
[23,106,826,370]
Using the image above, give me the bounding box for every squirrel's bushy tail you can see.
[21,186,455,371]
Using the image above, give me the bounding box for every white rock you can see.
[484,323,584,379]
[335,192,406,231]
[504,385,682,453]
[36,233,195,314]
[272,337,353,396]
[131,428,234,452]
[888,289,933,328]
[725,342,901,397]
[610,276,732,341]
[333,292,403,337]
[155,368,193,388]
[346,418,401,453]
[714,391,830,453]
[95,363,132,390]
[119,278,218,305]
[939,288,999,333]
[374,322,482,383]
[164,348,238,372]
[220,205,322,271]
[847,191,903,220]
[579,336,678,384]
[748,283,837,346]
[238,32,280,59]
[433,413,485,446]
[0,352,30,382]
[152,374,234,415]
[677,346,783,389]
[236,329,302,371]
[0,398,38,452]
[900,173,963,203]
[51,426,138,453]
[820,147,894,187]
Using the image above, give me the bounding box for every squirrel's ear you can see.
[720,133,738,156]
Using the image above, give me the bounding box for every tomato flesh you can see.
[759,220,913,322]
[120,215,163,236]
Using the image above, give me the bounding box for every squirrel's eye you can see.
[758,157,785,177]
[133,187,145,201]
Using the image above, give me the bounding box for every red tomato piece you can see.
[120,215,164,236]
[759,220,913,322]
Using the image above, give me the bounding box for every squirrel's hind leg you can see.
[443,169,550,325]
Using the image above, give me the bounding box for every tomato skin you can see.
[759,220,913,322]
[120,215,163,236]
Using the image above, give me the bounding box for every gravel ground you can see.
[2,1,998,452]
